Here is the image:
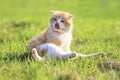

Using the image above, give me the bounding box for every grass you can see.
[0,0,120,80]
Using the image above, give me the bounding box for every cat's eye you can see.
[53,18,57,21]
[61,20,64,22]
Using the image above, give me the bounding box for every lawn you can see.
[0,0,120,80]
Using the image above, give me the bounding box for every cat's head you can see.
[49,11,73,33]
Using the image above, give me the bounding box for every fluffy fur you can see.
[32,43,76,61]
[28,11,75,60]
[28,11,105,61]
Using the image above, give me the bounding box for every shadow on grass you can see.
[1,52,32,62]
[97,58,120,72]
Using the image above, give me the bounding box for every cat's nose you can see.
[55,23,60,29]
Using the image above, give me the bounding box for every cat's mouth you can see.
[52,24,67,33]
[53,27,67,33]
[55,23,60,29]
[54,23,61,31]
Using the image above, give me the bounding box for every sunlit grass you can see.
[0,0,120,80]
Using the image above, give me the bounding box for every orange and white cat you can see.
[28,11,104,61]
[28,11,76,61]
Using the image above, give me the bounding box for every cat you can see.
[28,11,105,61]
[28,11,75,60]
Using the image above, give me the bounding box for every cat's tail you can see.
[32,48,45,61]
[76,52,106,58]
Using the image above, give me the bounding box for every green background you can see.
[0,0,120,80]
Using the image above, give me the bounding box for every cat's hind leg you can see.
[32,48,45,61]
[62,52,77,60]
[32,43,77,61]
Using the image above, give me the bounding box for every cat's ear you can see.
[50,11,58,16]
[68,15,74,19]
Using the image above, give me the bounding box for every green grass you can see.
[0,0,120,80]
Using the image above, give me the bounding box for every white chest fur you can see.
[59,32,72,47]
[49,29,72,49]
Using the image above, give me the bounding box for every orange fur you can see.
[28,11,74,57]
